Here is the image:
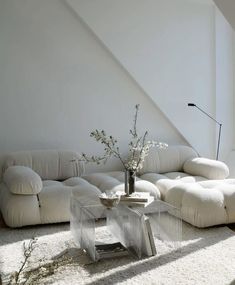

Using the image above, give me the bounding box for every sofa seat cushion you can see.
[42,177,92,188]
[82,171,161,199]
[0,177,102,227]
[165,180,235,227]
[38,172,161,225]
[139,172,235,227]
[39,177,103,224]
[140,172,206,199]
[165,183,228,227]
[155,179,235,228]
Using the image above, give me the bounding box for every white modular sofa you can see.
[139,145,235,228]
[0,150,94,227]
[0,150,159,228]
[1,146,234,228]
[69,146,235,228]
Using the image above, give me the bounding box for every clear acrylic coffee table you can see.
[70,194,182,262]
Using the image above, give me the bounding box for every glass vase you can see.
[125,169,136,196]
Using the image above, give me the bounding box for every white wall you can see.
[68,0,216,158]
[225,31,235,177]
[0,0,234,175]
[0,0,186,173]
[215,8,234,160]
[68,0,234,161]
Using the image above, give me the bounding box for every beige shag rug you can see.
[0,221,235,285]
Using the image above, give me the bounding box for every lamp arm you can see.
[188,103,222,160]
[196,105,222,160]
[216,123,222,160]
[195,106,221,125]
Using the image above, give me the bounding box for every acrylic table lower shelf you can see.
[70,196,182,262]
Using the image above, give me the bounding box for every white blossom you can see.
[80,104,168,175]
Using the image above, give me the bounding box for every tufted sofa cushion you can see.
[3,166,42,195]
[0,176,101,227]
[183,157,229,180]
[139,145,198,175]
[82,171,161,199]
[0,149,86,227]
[163,179,235,228]
[138,144,235,228]
[140,172,235,227]
[3,150,84,180]
[37,177,102,225]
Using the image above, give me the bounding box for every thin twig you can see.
[14,238,37,284]
[130,104,139,138]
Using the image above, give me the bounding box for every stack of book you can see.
[119,192,154,207]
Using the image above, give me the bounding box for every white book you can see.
[120,196,154,208]
[127,208,156,257]
[145,218,157,255]
[141,216,153,256]
[120,192,151,202]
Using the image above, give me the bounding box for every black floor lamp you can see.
[188,103,222,160]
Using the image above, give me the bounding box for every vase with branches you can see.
[79,104,167,195]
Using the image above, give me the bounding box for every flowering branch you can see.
[79,130,126,169]
[78,104,167,174]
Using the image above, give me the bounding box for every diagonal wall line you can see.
[62,0,192,149]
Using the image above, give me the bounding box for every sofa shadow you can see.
[0,222,70,246]
[0,220,107,246]
[1,221,234,284]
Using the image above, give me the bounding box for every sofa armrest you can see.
[3,166,42,195]
[183,157,229,180]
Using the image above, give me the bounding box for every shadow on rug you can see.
[0,222,235,285]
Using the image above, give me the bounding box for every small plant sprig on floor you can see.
[8,237,37,285]
[80,104,167,175]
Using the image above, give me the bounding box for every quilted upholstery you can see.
[3,166,42,195]
[140,145,234,228]
[2,150,84,180]
[82,171,161,199]
[0,150,87,227]
[0,175,101,227]
[1,146,233,228]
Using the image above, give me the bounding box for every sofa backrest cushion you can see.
[139,145,198,175]
[183,157,229,179]
[3,150,84,180]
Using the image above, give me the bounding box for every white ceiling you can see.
[213,0,235,30]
